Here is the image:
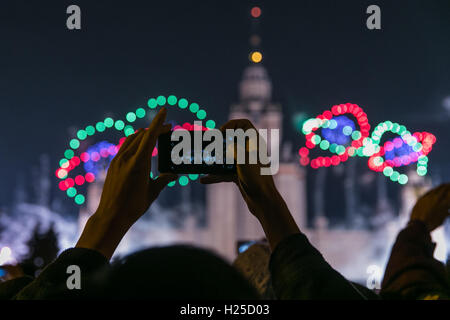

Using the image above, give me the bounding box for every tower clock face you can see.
[1,1,449,289]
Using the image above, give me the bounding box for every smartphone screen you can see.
[158,130,236,174]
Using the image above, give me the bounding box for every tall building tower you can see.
[205,5,307,261]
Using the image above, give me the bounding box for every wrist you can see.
[76,211,130,259]
[248,187,286,218]
[246,189,300,250]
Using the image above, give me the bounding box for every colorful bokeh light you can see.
[57,95,217,205]
[297,103,436,185]
[251,6,261,18]
[299,103,370,169]
[250,51,263,63]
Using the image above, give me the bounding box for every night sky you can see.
[1,0,449,208]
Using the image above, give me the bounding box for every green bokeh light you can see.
[86,126,95,136]
[67,187,77,198]
[178,98,188,109]
[342,126,353,136]
[70,139,80,149]
[77,130,87,140]
[168,181,176,187]
[398,174,408,185]
[104,117,114,128]
[312,134,321,145]
[197,109,206,120]
[390,171,400,182]
[418,156,428,165]
[124,125,135,137]
[59,158,69,167]
[417,166,427,176]
[64,149,74,159]
[329,143,337,154]
[115,120,125,130]
[374,156,384,166]
[148,98,157,109]
[412,143,422,152]
[74,194,85,205]
[351,131,361,140]
[383,166,393,177]
[126,112,137,123]
[205,120,216,129]
[392,123,400,133]
[156,96,166,106]
[319,140,330,150]
[179,176,189,186]
[167,95,177,105]
[96,122,106,132]
[356,147,364,157]
[328,119,337,129]
[336,145,346,155]
[189,103,199,113]
[188,174,199,180]
[136,108,146,118]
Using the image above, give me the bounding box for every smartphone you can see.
[158,130,236,174]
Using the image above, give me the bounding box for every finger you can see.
[116,129,145,157]
[153,173,178,194]
[200,174,237,184]
[148,107,168,132]
[137,108,169,158]
[127,124,172,158]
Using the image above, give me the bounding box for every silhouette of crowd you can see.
[1,108,449,300]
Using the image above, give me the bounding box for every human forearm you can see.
[381,220,448,299]
[246,189,300,250]
[75,211,130,260]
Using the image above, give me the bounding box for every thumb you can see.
[153,173,178,194]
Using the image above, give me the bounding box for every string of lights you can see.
[298,103,436,185]
[56,95,216,205]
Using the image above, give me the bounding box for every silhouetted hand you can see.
[200,119,278,217]
[76,107,177,259]
[96,107,177,226]
[200,119,299,249]
[410,183,450,232]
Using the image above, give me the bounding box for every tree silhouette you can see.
[20,222,59,277]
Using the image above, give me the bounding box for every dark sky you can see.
[0,0,449,206]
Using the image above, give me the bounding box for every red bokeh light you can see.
[80,152,90,163]
[75,175,85,186]
[251,6,261,18]
[299,157,310,166]
[298,147,309,157]
[85,172,95,183]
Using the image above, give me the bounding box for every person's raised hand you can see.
[76,107,177,258]
[95,107,177,226]
[200,119,299,249]
[410,183,450,232]
[199,119,279,218]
